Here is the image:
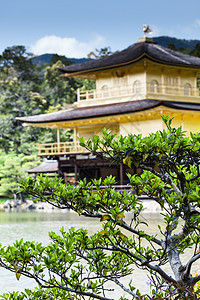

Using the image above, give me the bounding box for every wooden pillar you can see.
[74,159,78,183]
[77,88,80,102]
[95,164,98,179]
[74,127,77,151]
[57,128,60,153]
[178,70,181,96]
[143,59,147,98]
[161,67,165,95]
[194,71,198,96]
[120,163,124,187]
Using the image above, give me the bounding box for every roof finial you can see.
[136,25,154,43]
[142,24,152,37]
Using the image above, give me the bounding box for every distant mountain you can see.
[154,36,200,50]
[32,37,200,67]
[32,53,89,65]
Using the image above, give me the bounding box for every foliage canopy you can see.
[0,117,200,299]
[0,45,94,198]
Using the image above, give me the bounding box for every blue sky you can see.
[1,0,200,58]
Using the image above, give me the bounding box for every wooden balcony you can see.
[39,142,89,156]
[78,84,143,101]
[77,82,200,106]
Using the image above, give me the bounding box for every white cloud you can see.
[30,34,107,58]
[150,25,176,38]
[195,19,200,27]
[145,25,175,39]
[175,20,200,40]
[150,25,160,37]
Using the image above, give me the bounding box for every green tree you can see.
[88,47,112,59]
[47,54,96,104]
[0,46,76,154]
[190,43,200,57]
[168,42,200,57]
[168,43,176,51]
[0,45,44,84]
[0,76,48,154]
[50,53,73,66]
[0,46,50,154]
[45,60,81,106]
[1,119,200,299]
[0,150,40,200]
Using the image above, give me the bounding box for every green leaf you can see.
[97,230,109,236]
[123,156,132,168]
[100,215,111,222]
[16,272,21,281]
[118,232,127,241]
[117,213,125,219]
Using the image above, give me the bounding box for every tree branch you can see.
[0,259,114,300]
[186,164,200,182]
[144,262,177,284]
[86,245,176,285]
[183,253,200,280]
[121,222,162,246]
[192,274,200,286]
[140,164,183,197]
[39,282,114,300]
[113,278,140,298]
[46,195,163,248]
[174,223,190,243]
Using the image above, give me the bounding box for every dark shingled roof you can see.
[27,161,58,173]
[16,100,200,124]
[58,41,200,75]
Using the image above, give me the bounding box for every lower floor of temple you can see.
[56,153,141,187]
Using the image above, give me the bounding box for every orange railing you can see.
[39,142,89,156]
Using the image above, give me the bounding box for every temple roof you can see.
[58,41,200,76]
[27,161,58,173]
[16,100,200,124]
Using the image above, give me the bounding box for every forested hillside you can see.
[154,36,200,50]
[0,36,200,200]
[32,53,89,66]
[0,46,94,199]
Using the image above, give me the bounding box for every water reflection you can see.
[0,211,102,294]
[0,211,199,296]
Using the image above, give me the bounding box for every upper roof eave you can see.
[58,41,200,77]
[61,54,200,78]
[60,54,148,77]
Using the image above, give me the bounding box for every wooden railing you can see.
[78,84,144,101]
[77,83,200,102]
[147,83,200,97]
[39,142,89,156]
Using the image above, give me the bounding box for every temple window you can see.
[101,85,109,97]
[197,77,200,95]
[165,76,178,86]
[184,83,192,96]
[133,80,141,94]
[150,80,159,93]
[113,76,127,86]
[120,77,127,86]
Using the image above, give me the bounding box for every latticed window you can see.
[101,85,109,97]
[113,76,127,86]
[133,80,141,94]
[150,80,159,93]
[197,77,200,96]
[184,83,192,96]
[165,76,178,86]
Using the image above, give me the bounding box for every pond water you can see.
[0,210,199,297]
